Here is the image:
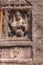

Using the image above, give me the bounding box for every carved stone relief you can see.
[0,0,33,65]
[0,0,32,40]
[8,11,29,37]
[2,9,32,40]
[0,47,32,59]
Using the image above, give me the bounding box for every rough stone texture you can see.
[29,0,43,65]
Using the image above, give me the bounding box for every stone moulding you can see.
[0,40,32,46]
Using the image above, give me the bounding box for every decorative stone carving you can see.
[0,47,32,59]
[0,0,32,40]
[8,11,29,38]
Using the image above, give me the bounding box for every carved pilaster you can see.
[27,8,32,40]
[2,9,9,38]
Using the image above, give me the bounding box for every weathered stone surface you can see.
[0,0,43,65]
[30,0,43,65]
[0,47,32,59]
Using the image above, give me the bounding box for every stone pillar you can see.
[2,9,8,39]
[27,8,32,40]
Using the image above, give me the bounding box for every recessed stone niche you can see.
[0,0,32,41]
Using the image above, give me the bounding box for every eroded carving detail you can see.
[0,47,32,58]
[8,11,29,38]
[1,0,32,40]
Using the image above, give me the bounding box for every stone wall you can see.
[30,0,43,65]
